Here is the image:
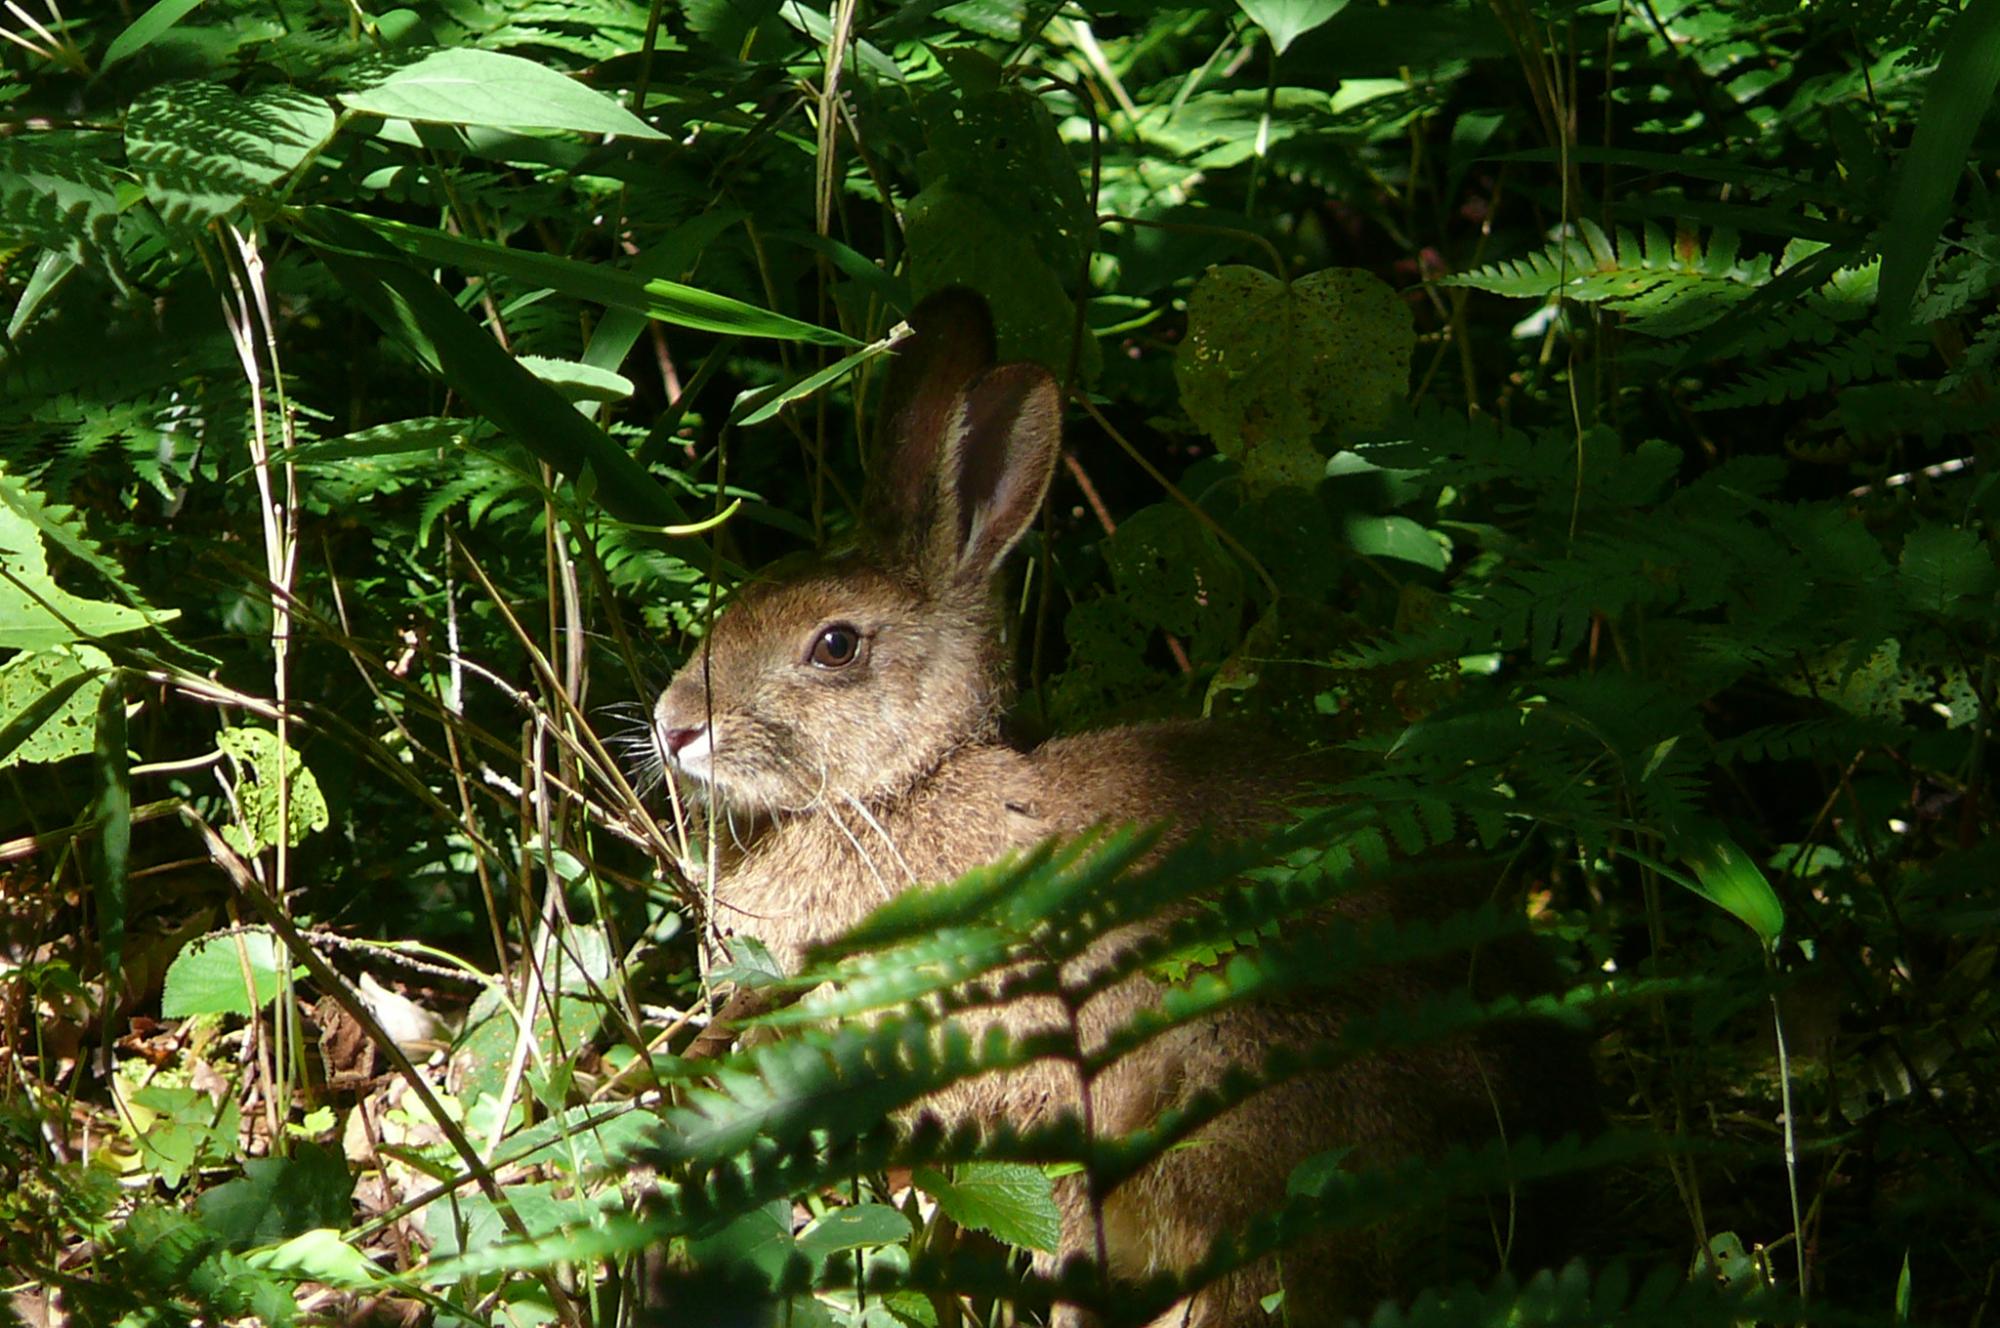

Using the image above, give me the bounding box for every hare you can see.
[652,290,1596,1326]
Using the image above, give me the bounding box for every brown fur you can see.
[654,291,1596,1325]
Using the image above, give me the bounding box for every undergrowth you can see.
[0,0,1996,1324]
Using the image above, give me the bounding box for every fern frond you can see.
[1443,220,1769,337]
[1695,323,1927,410]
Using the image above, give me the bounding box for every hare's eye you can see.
[808,623,862,669]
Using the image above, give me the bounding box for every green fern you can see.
[1443,219,1769,337]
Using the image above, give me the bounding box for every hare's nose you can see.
[662,724,707,756]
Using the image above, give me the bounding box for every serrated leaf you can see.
[163,928,294,1017]
[913,1163,1060,1253]
[1899,523,1996,616]
[195,1144,354,1251]
[340,49,666,140]
[1176,265,1413,493]
[794,1203,912,1262]
[517,355,634,403]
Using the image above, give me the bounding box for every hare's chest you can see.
[709,784,1043,974]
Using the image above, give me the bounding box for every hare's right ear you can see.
[937,362,1061,584]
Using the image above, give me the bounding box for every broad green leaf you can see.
[216,726,330,855]
[0,489,169,646]
[914,83,1091,276]
[0,644,108,767]
[1879,0,2000,324]
[1341,514,1447,571]
[162,927,294,1017]
[686,1199,794,1282]
[1177,265,1413,493]
[1238,0,1349,54]
[1104,503,1246,665]
[1899,523,1996,617]
[247,1229,389,1290]
[102,0,206,69]
[125,83,336,228]
[0,465,180,646]
[793,1203,912,1263]
[195,1144,354,1250]
[913,1163,1060,1253]
[315,207,854,346]
[518,355,634,403]
[340,48,666,140]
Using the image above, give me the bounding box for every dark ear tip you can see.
[908,287,997,348]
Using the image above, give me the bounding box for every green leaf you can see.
[1878,0,2000,325]
[101,0,206,70]
[216,726,330,855]
[1237,0,1349,55]
[246,1229,390,1291]
[1341,514,1447,571]
[793,1203,912,1263]
[730,329,904,427]
[93,668,130,994]
[1681,833,1785,947]
[295,210,713,544]
[904,186,1090,378]
[1104,503,1246,665]
[0,645,108,767]
[323,208,854,346]
[195,1144,355,1250]
[340,48,667,140]
[0,471,178,649]
[0,136,124,270]
[1898,523,1996,617]
[162,927,293,1017]
[913,1163,1060,1253]
[518,355,634,404]
[686,1199,794,1282]
[1177,266,1413,493]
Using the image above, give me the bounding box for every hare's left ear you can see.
[935,362,1062,585]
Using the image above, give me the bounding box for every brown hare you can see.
[652,289,1596,1326]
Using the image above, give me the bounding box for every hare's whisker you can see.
[843,792,916,886]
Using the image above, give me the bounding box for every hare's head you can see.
[653,291,1061,814]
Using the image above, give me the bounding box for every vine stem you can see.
[1073,394,1283,604]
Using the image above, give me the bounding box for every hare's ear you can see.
[938,362,1062,584]
[868,289,996,544]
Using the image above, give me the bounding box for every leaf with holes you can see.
[1177,266,1413,493]
[217,727,330,856]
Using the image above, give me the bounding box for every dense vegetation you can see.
[2,0,1997,1322]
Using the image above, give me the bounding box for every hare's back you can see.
[1027,720,1310,842]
